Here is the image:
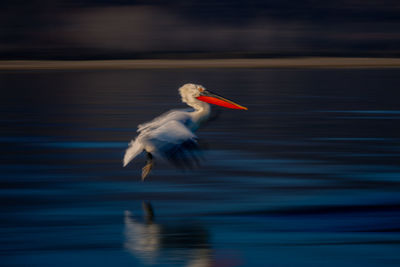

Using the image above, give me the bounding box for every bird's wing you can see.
[137,109,193,133]
[123,139,144,167]
[123,109,194,167]
[145,120,201,167]
[147,120,197,147]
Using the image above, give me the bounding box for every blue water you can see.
[1,69,400,266]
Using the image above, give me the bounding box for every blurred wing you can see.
[123,139,144,167]
[147,120,196,147]
[138,109,193,133]
[123,109,195,167]
[146,120,201,168]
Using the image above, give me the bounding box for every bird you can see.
[123,83,247,180]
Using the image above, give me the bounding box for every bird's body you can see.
[123,83,247,180]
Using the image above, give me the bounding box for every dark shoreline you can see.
[1,57,400,70]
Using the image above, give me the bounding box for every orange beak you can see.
[196,90,248,110]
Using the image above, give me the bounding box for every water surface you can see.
[1,68,400,266]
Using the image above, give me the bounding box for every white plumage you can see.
[123,83,247,180]
[123,117,198,166]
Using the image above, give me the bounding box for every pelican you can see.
[123,83,247,180]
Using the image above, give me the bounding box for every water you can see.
[1,68,400,266]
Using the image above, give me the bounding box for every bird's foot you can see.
[141,162,153,181]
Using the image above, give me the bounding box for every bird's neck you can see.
[188,100,211,129]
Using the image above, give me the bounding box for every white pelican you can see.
[123,83,247,180]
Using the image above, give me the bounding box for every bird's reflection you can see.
[124,202,213,266]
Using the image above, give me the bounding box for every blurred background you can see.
[1,1,400,267]
[1,0,400,59]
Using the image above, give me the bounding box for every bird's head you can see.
[178,83,247,110]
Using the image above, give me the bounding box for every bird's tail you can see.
[123,139,144,167]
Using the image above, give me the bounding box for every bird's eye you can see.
[198,87,204,92]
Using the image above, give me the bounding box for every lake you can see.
[1,68,400,266]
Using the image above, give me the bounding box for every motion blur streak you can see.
[2,0,400,266]
[1,69,400,266]
[1,1,400,59]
